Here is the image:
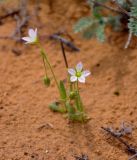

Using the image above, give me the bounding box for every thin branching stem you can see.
[91,0,137,20]
[38,43,60,90]
[60,39,69,68]
[125,31,132,49]
[91,0,122,14]
[42,57,48,76]
[102,126,137,160]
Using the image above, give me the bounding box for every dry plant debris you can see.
[102,123,137,160]
[74,154,89,160]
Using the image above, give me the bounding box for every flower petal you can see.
[68,68,76,76]
[70,76,77,82]
[22,37,31,42]
[76,62,83,72]
[28,29,35,37]
[82,70,91,77]
[78,76,85,83]
[35,28,37,35]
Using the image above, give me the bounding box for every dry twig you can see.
[102,125,137,160]
[11,0,29,41]
[125,31,133,49]
[89,0,137,48]
[74,154,89,160]
[49,33,80,52]
[91,0,121,14]
[0,9,20,21]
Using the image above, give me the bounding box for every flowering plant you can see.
[22,28,91,122]
[22,29,38,44]
[68,62,90,83]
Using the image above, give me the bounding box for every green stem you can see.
[38,43,60,90]
[42,57,48,76]
[42,50,59,90]
[68,74,73,92]
[76,80,84,112]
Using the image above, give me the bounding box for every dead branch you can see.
[0,9,20,21]
[91,0,122,14]
[125,31,133,49]
[113,0,137,21]
[91,0,137,21]
[102,126,137,160]
[90,0,137,48]
[0,0,41,42]
[74,154,89,160]
[49,34,80,52]
[129,154,137,160]
[11,0,29,41]
[112,0,130,16]
[11,14,29,41]
[0,0,29,41]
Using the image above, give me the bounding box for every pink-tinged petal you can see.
[76,62,83,72]
[70,76,77,82]
[82,70,91,77]
[68,68,76,76]
[35,28,37,35]
[28,29,35,37]
[22,37,31,42]
[31,28,37,39]
[78,76,85,83]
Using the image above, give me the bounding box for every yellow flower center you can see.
[76,71,82,77]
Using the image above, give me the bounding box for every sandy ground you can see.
[0,0,137,159]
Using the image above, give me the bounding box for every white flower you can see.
[22,28,38,44]
[68,62,91,83]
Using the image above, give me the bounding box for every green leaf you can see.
[65,101,87,122]
[128,6,137,36]
[82,25,97,39]
[93,6,102,19]
[108,16,122,31]
[49,102,66,113]
[74,91,84,112]
[73,17,94,33]
[59,81,67,100]
[96,24,106,42]
[66,101,75,114]
[117,0,126,5]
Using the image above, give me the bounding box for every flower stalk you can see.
[22,28,91,122]
[76,80,84,112]
[60,39,68,68]
[40,47,60,90]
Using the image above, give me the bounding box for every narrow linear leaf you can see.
[59,80,67,100]
[66,101,75,114]
[49,102,66,113]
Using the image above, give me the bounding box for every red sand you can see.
[0,0,137,159]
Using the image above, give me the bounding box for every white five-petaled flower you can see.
[22,28,38,44]
[68,62,91,83]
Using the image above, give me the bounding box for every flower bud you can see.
[43,76,50,87]
[69,91,76,100]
